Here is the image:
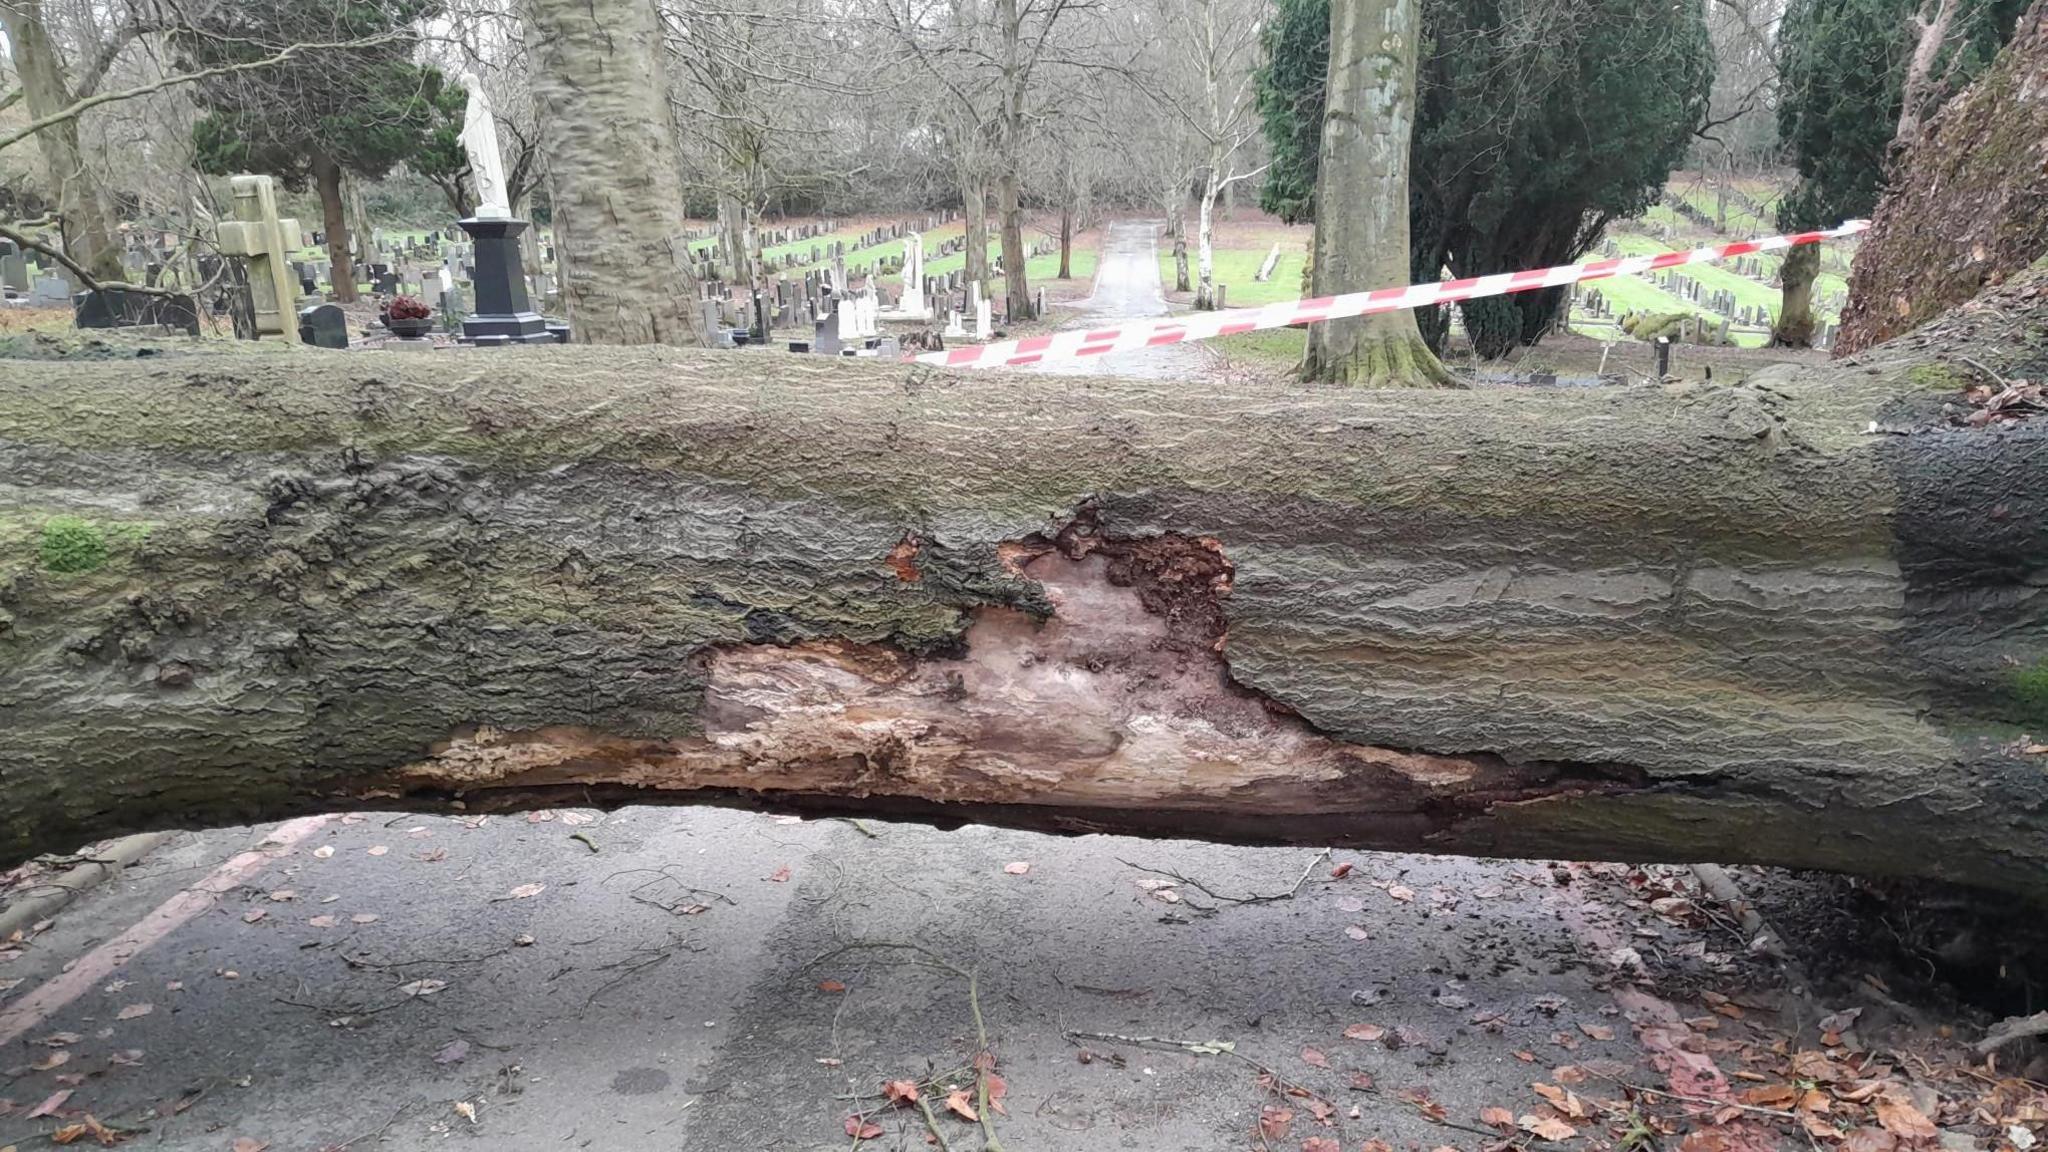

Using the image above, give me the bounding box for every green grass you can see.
[1158,244,1306,307]
[1212,326,1307,369]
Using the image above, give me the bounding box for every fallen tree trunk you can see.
[1,307,2044,894]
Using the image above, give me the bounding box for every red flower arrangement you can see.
[386,295,432,321]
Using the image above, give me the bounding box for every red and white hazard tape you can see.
[914,220,1868,369]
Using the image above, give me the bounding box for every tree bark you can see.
[1058,202,1073,280]
[522,0,704,344]
[1169,199,1191,293]
[961,172,990,295]
[1,309,2045,894]
[0,0,122,284]
[997,0,1032,320]
[344,170,376,272]
[1302,0,1454,387]
[1196,164,1221,309]
[309,154,358,304]
[1773,241,1819,347]
[1896,0,1962,150]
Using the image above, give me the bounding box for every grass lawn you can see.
[1158,243,1306,307]
[1211,326,1306,370]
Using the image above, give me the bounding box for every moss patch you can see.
[2014,660,2048,727]
[38,516,109,573]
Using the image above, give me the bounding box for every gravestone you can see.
[216,175,302,343]
[813,291,842,356]
[31,277,71,307]
[297,303,348,349]
[73,288,200,336]
[1,252,28,295]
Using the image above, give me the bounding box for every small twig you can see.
[1956,354,2010,388]
[1690,864,1791,960]
[320,1100,417,1151]
[915,1093,955,1152]
[342,945,514,970]
[1116,848,1330,908]
[838,818,881,839]
[1618,1082,1797,1120]
[569,831,599,853]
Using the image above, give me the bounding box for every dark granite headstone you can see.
[296,303,348,349]
[72,288,200,336]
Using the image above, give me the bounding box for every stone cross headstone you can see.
[896,233,927,317]
[215,174,303,343]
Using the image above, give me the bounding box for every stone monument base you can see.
[457,216,554,347]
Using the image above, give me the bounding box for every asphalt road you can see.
[1,808,1689,1150]
[1037,219,1210,380]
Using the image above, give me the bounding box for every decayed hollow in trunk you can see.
[0,290,2044,893]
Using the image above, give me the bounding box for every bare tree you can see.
[1,0,133,281]
[1151,0,1269,309]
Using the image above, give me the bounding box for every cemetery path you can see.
[1036,218,1209,380]
[0,803,1890,1152]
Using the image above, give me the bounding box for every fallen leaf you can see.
[560,812,595,826]
[1360,1142,1393,1152]
[31,1051,71,1071]
[1578,1022,1614,1041]
[1349,1072,1375,1091]
[164,981,182,992]
[1514,1050,1538,1062]
[1818,1007,1863,1037]
[766,867,791,883]
[26,1089,73,1118]
[1259,1105,1294,1140]
[242,909,267,924]
[1388,884,1416,902]
[434,1040,469,1065]
[1875,1093,1938,1141]
[818,980,848,993]
[49,1116,119,1146]
[1554,1065,1588,1085]
[1344,1023,1385,1042]
[883,1079,920,1106]
[313,845,335,859]
[267,890,295,902]
[351,914,379,924]
[526,810,557,823]
[1300,1045,1330,1068]
[308,916,338,928]
[513,934,535,947]
[1302,1138,1342,1152]
[1330,863,1354,879]
[34,1032,81,1047]
[986,1073,1007,1116]
[1003,862,1031,875]
[816,1058,842,1067]
[1740,1084,1798,1108]
[1534,1082,1589,1118]
[230,1141,270,1152]
[397,979,447,997]
[1337,896,1366,913]
[366,846,388,857]
[945,1088,978,1121]
[116,1002,152,1020]
[1344,925,1370,941]
[1841,1128,1898,1152]
[453,1100,477,1124]
[502,883,545,900]
[1521,1113,1579,1141]
[107,1050,142,1067]
[1483,1106,1516,1127]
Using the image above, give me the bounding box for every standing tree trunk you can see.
[0,0,122,284]
[962,172,991,296]
[522,0,704,344]
[1169,199,1191,293]
[1058,202,1073,279]
[1773,241,1820,347]
[996,0,1032,319]
[1301,0,1454,387]
[1196,164,1222,309]
[309,154,358,304]
[344,170,376,272]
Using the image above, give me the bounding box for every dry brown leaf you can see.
[1300,1045,1330,1068]
[1534,1082,1588,1118]
[985,1073,1007,1116]
[1003,862,1030,875]
[230,1139,271,1152]
[312,845,335,859]
[560,812,595,826]
[1874,1093,1938,1142]
[766,867,791,883]
[107,1050,143,1067]
[397,979,446,997]
[883,1079,920,1106]
[31,1051,71,1071]
[241,909,266,924]
[1359,1141,1393,1152]
[267,890,295,902]
[817,980,847,993]
[503,883,545,900]
[944,1088,978,1122]
[1521,1113,1579,1141]
[1344,925,1370,941]
[1482,1106,1517,1127]
[1514,1050,1538,1062]
[308,916,338,928]
[1579,1022,1615,1041]
[33,1032,81,1047]
[1841,1127,1898,1152]
[1259,1105,1294,1140]
[365,846,388,857]
[1329,863,1354,879]
[1344,1023,1385,1042]
[1740,1084,1799,1107]
[1554,1065,1589,1085]
[115,1003,152,1020]
[1303,1138,1342,1152]
[26,1088,73,1118]
[1388,884,1416,902]
[350,914,379,925]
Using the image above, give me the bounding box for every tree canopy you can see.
[1774,0,2027,231]
[1256,0,1713,356]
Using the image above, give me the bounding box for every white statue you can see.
[459,73,511,219]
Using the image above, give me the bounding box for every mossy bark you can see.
[1773,241,1819,348]
[0,322,2044,894]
